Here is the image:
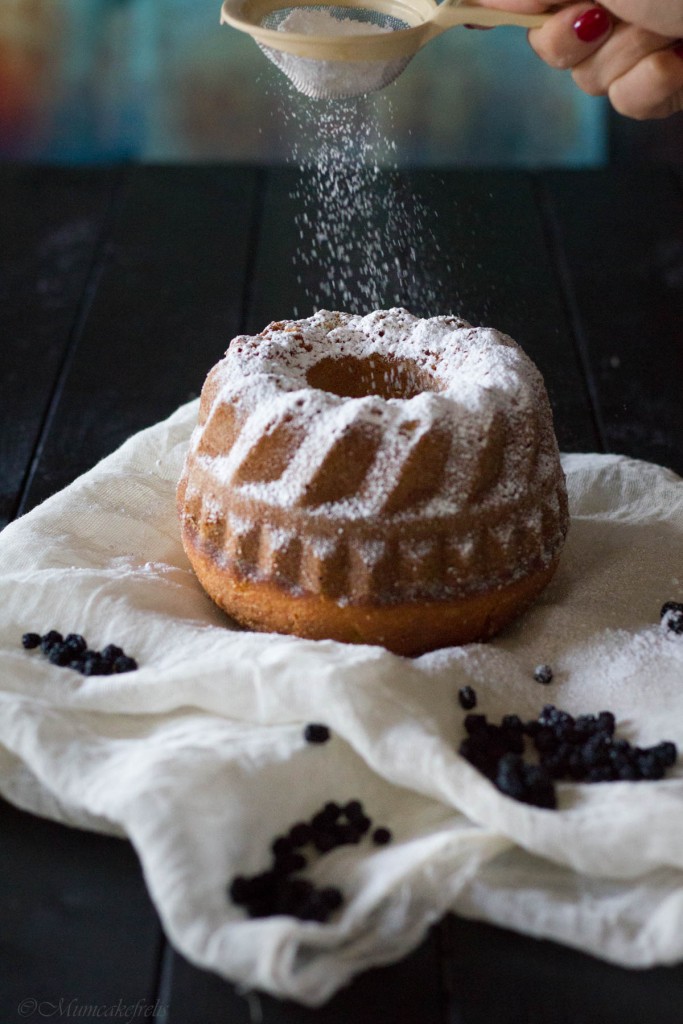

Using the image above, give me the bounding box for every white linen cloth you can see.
[0,399,682,1006]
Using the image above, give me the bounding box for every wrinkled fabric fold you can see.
[0,400,682,1004]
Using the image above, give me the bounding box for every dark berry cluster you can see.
[661,601,683,635]
[22,631,137,675]
[228,799,392,922]
[460,699,678,810]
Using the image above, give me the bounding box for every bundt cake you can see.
[177,309,569,656]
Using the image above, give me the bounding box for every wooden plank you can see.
[607,110,683,166]
[0,797,163,1018]
[244,165,317,328]
[412,169,599,455]
[247,168,598,455]
[8,164,676,1021]
[2,166,260,1015]
[538,168,683,476]
[162,927,445,1024]
[0,165,120,529]
[17,164,261,514]
[442,914,683,1024]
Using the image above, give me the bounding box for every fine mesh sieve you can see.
[220,0,548,100]
[257,5,414,98]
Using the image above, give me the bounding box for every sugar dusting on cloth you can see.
[0,402,682,1005]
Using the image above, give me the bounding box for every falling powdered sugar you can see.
[275,87,453,315]
[256,3,453,316]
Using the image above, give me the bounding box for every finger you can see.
[528,3,614,70]
[607,43,683,118]
[571,23,675,97]
[594,1,683,39]
[463,0,550,31]
[472,0,550,14]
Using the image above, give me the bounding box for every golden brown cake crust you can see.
[181,518,561,657]
[178,309,569,655]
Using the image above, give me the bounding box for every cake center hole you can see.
[306,354,438,400]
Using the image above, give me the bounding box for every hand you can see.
[476,0,683,119]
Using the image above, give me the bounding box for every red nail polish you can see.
[573,6,612,43]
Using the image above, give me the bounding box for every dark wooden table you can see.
[1,163,682,1024]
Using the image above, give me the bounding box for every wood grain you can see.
[1,164,682,1024]
[0,165,120,528]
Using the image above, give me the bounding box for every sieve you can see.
[220,0,548,99]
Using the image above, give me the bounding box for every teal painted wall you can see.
[0,0,607,165]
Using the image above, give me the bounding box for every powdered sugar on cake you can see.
[188,309,558,527]
[179,309,569,618]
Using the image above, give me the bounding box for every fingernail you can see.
[573,6,612,43]
[673,41,683,59]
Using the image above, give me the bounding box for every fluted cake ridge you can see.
[178,309,569,651]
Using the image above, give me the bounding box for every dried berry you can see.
[661,601,683,635]
[458,685,477,710]
[47,643,72,667]
[335,822,363,846]
[21,632,41,650]
[354,814,372,836]
[495,755,557,809]
[464,713,488,735]
[228,875,251,905]
[635,753,664,781]
[297,895,329,922]
[271,835,292,857]
[502,714,524,735]
[112,655,138,673]
[288,821,313,847]
[81,652,104,676]
[594,710,613,732]
[64,634,87,655]
[304,723,331,744]
[533,664,554,685]
[40,631,63,654]
[319,886,343,911]
[102,644,124,662]
[343,799,364,821]
[312,830,338,854]
[312,804,339,829]
[273,851,307,876]
[372,827,392,846]
[459,713,525,781]
[651,741,677,767]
